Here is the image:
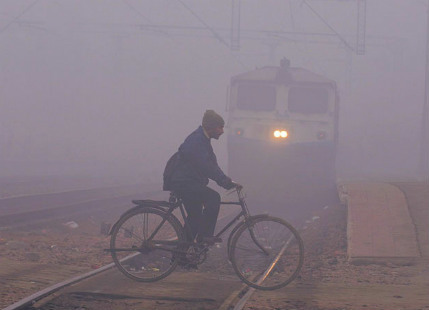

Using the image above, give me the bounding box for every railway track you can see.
[3,247,286,310]
[2,180,428,310]
[0,184,160,229]
[0,184,165,308]
[2,197,330,310]
[0,179,351,310]
[3,262,116,310]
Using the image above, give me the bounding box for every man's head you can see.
[202,110,225,140]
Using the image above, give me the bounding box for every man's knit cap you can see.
[202,110,225,129]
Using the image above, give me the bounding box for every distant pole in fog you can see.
[421,0,429,179]
[230,0,241,51]
[356,0,366,55]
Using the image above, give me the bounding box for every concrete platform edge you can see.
[337,181,420,266]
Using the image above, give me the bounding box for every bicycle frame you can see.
[108,186,303,289]
[109,187,268,256]
[173,187,250,242]
[151,188,268,256]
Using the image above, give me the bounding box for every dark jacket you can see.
[170,126,233,191]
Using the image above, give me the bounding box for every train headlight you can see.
[273,130,288,139]
[317,131,327,140]
[235,128,244,136]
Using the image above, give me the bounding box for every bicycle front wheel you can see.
[230,216,304,290]
[110,207,185,282]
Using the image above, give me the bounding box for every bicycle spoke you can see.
[230,216,304,290]
[118,226,144,243]
[110,207,184,282]
[233,244,270,256]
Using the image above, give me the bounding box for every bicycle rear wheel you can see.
[230,216,304,290]
[110,206,185,282]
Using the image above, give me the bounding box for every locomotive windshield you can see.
[288,87,329,114]
[237,82,276,111]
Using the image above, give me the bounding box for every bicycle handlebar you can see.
[232,182,243,191]
[225,183,244,200]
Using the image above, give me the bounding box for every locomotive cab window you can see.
[288,87,329,114]
[237,82,276,111]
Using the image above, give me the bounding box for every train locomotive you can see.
[226,58,339,207]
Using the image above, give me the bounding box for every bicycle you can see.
[107,186,304,291]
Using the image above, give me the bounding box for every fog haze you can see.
[1,0,428,182]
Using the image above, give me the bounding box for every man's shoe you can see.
[181,262,198,270]
[198,236,222,245]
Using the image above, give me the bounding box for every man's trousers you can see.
[176,186,221,241]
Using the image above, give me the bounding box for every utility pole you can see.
[420,0,429,179]
[356,0,366,55]
[230,0,241,51]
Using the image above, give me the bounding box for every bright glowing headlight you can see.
[273,130,288,139]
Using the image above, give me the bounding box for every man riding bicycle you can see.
[164,110,239,246]
[109,111,303,283]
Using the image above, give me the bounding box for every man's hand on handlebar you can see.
[224,178,242,190]
[232,182,243,190]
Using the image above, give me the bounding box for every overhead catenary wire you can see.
[301,0,355,52]
[177,0,230,49]
[121,0,171,37]
[0,0,40,35]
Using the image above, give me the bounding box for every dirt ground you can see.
[0,219,114,308]
[244,181,429,310]
[0,179,428,310]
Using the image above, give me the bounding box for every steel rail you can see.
[3,249,145,310]
[225,212,317,310]
[0,185,161,229]
[3,263,115,310]
[0,195,143,229]
[232,236,293,310]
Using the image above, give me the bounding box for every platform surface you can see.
[338,182,420,265]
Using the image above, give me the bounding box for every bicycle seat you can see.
[132,200,173,207]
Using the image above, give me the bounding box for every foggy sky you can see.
[0,0,427,181]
